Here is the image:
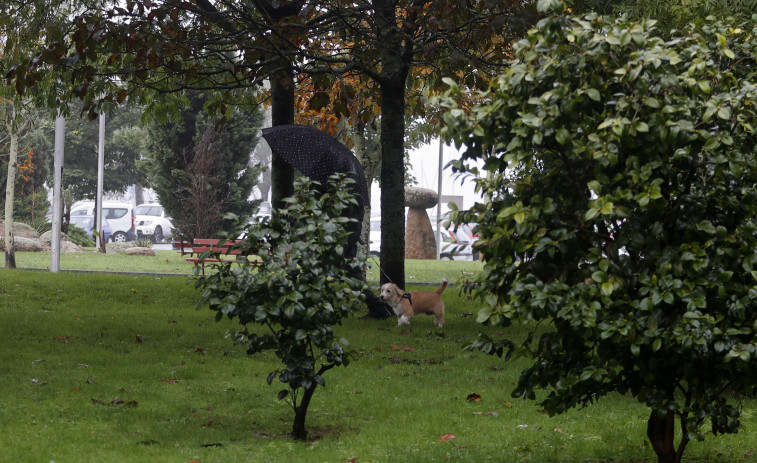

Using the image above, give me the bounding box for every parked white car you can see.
[134,203,174,243]
[70,201,135,242]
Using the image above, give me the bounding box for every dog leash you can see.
[373,260,412,304]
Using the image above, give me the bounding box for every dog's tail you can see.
[436,278,449,295]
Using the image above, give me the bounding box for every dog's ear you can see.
[393,285,403,297]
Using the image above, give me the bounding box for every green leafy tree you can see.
[440,8,757,463]
[54,102,148,201]
[6,0,537,289]
[569,0,757,33]
[140,92,264,241]
[195,175,366,441]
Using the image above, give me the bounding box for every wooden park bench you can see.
[185,238,261,275]
[172,238,193,256]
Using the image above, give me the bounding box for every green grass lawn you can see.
[13,249,481,285]
[1,262,756,462]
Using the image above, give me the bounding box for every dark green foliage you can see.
[66,224,95,247]
[0,109,52,223]
[52,103,148,201]
[195,174,367,441]
[140,92,264,241]
[569,0,757,34]
[440,9,757,463]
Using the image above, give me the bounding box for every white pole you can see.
[96,112,105,250]
[436,138,443,260]
[51,115,65,272]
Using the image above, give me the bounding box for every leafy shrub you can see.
[440,7,757,463]
[134,238,154,248]
[195,174,366,440]
[66,225,95,248]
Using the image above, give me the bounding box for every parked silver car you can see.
[70,201,135,242]
[134,203,174,243]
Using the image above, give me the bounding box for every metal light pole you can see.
[51,114,65,272]
[436,138,443,260]
[96,112,105,251]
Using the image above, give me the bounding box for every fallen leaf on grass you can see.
[458,313,473,318]
[391,344,416,351]
[439,433,457,442]
[160,379,179,384]
[342,458,358,463]
[466,393,481,402]
[473,411,499,417]
[54,336,69,343]
[91,397,137,406]
[31,378,47,385]
[195,347,206,355]
[553,428,564,433]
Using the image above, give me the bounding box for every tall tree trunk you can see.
[375,0,410,287]
[270,66,296,208]
[4,109,18,269]
[352,118,375,260]
[647,410,683,463]
[134,184,145,205]
[290,382,317,441]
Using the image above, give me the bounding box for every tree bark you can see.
[375,0,410,287]
[269,66,296,208]
[290,382,317,441]
[4,108,18,269]
[352,118,374,260]
[647,410,681,463]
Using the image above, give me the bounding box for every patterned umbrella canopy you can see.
[262,124,369,209]
[261,124,369,244]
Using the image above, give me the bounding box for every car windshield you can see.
[70,217,93,228]
[134,206,162,216]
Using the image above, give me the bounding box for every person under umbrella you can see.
[261,125,392,319]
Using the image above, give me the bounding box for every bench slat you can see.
[184,238,259,274]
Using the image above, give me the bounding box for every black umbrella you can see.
[261,124,369,210]
[261,124,370,249]
[262,124,392,320]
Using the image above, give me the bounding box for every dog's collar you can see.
[402,292,412,305]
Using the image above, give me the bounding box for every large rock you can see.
[14,236,45,252]
[60,241,85,253]
[106,242,135,254]
[123,247,155,256]
[404,187,439,260]
[36,231,84,252]
[405,187,438,209]
[0,220,39,239]
[39,230,71,245]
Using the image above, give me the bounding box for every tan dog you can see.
[379,279,448,328]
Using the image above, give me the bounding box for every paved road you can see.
[151,242,173,251]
